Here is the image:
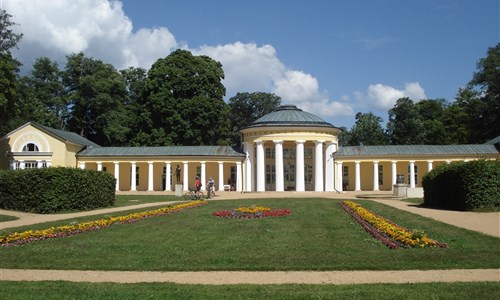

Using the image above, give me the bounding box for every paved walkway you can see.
[1,191,499,285]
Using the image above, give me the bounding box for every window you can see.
[24,161,37,169]
[305,164,313,183]
[265,147,275,159]
[283,148,295,159]
[343,166,349,187]
[266,164,276,184]
[196,166,201,178]
[22,143,39,152]
[378,165,384,185]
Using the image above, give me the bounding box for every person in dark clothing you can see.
[175,164,181,183]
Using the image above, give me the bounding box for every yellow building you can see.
[1,105,499,194]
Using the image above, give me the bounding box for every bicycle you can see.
[184,187,204,200]
[206,186,215,199]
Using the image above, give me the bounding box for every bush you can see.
[422,160,500,211]
[0,167,115,213]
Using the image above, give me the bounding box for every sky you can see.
[3,0,499,129]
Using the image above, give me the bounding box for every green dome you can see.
[246,105,336,129]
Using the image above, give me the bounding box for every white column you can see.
[19,161,25,169]
[183,161,189,191]
[391,161,397,189]
[409,161,416,188]
[355,161,361,191]
[336,161,343,192]
[295,140,305,192]
[236,162,242,192]
[46,160,51,168]
[245,142,254,192]
[165,161,171,191]
[114,162,120,191]
[314,140,324,192]
[256,140,265,192]
[147,161,154,191]
[10,160,16,170]
[201,161,206,191]
[373,161,379,191]
[131,162,137,191]
[427,160,433,172]
[218,161,224,191]
[97,162,103,171]
[36,160,42,168]
[325,142,336,191]
[79,162,85,169]
[274,140,284,192]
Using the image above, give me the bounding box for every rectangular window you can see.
[196,166,201,178]
[304,148,313,159]
[265,147,275,159]
[266,164,276,184]
[378,165,384,185]
[343,166,349,187]
[305,164,313,183]
[24,161,37,169]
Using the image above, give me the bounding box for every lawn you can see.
[1,198,499,271]
[0,214,18,222]
[1,281,499,300]
[112,194,180,207]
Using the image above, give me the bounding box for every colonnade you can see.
[78,160,242,192]
[244,139,338,192]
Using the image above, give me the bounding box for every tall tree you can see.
[467,43,500,141]
[17,57,67,128]
[227,92,281,146]
[415,99,448,144]
[140,49,230,146]
[386,97,425,145]
[0,9,22,136]
[347,112,387,146]
[64,53,130,146]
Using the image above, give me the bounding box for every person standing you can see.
[195,176,202,198]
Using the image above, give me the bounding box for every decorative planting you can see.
[0,200,207,247]
[340,200,447,249]
[212,205,292,219]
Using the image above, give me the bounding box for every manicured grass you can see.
[1,281,499,300]
[1,198,499,271]
[0,214,18,222]
[113,194,181,207]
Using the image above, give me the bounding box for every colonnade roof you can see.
[243,105,337,129]
[333,144,500,158]
[77,145,245,157]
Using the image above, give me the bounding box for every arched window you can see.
[22,143,39,152]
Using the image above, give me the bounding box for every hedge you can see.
[422,160,500,211]
[0,167,116,213]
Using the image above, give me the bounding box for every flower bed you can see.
[340,201,447,249]
[0,200,207,247]
[212,205,292,219]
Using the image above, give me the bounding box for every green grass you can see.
[1,281,499,299]
[0,214,18,222]
[1,198,499,271]
[113,194,181,207]
[402,198,424,205]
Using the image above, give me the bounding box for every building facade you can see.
[1,105,499,193]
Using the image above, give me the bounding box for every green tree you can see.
[467,43,500,141]
[227,92,281,146]
[140,49,230,146]
[64,53,130,146]
[0,9,22,136]
[17,57,67,128]
[347,112,387,146]
[386,97,425,145]
[415,99,448,144]
[337,127,351,147]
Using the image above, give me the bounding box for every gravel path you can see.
[1,191,499,285]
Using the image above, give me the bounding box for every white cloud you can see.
[5,0,178,70]
[361,82,426,109]
[5,0,353,119]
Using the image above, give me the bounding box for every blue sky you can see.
[4,0,499,128]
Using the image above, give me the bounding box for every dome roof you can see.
[245,105,336,129]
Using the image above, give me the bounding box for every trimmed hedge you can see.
[422,160,500,211]
[0,167,115,213]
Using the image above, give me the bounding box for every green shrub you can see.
[0,167,115,213]
[422,160,500,211]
